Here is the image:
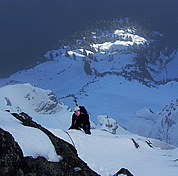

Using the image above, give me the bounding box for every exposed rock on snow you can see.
[0,128,23,175]
[113,167,134,176]
[97,115,118,134]
[0,83,67,114]
[0,114,99,176]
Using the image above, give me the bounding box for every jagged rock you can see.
[114,168,134,176]
[3,112,100,176]
[131,138,139,149]
[21,156,73,176]
[0,128,23,176]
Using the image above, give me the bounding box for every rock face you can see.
[0,112,100,176]
[0,128,23,176]
[114,168,134,176]
[1,83,66,115]
[1,112,134,176]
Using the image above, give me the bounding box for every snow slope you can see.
[0,28,177,174]
[126,100,178,147]
[0,53,177,126]
[0,28,177,127]
[0,83,178,176]
[0,110,61,162]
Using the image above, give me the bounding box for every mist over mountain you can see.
[0,0,177,78]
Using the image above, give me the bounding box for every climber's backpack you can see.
[79,106,89,120]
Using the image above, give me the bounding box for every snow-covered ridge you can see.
[126,100,178,147]
[0,27,177,146]
[0,83,118,133]
[0,28,177,125]
[0,83,177,147]
[0,83,68,114]
[0,83,177,176]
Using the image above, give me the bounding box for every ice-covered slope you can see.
[2,110,178,176]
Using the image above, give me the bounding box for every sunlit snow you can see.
[0,28,178,175]
[0,83,177,176]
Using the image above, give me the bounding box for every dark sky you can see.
[0,1,73,77]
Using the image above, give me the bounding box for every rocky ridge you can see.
[0,112,99,176]
[0,112,133,176]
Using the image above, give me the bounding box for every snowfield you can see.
[0,28,178,175]
[0,83,178,176]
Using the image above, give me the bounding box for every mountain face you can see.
[0,82,177,150]
[1,2,178,174]
[0,83,68,114]
[0,83,177,176]
[0,26,177,124]
[0,119,99,176]
[1,0,177,78]
[0,20,178,148]
[151,100,178,147]
[125,100,178,147]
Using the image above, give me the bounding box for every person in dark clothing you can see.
[69,106,91,134]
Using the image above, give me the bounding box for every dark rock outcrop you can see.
[0,112,100,176]
[114,168,134,176]
[0,128,23,176]
[1,112,134,176]
[21,156,87,176]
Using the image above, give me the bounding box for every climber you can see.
[69,106,91,134]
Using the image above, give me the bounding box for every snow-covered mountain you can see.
[0,27,177,147]
[126,100,178,147]
[0,83,178,176]
[0,28,177,124]
[0,83,68,114]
